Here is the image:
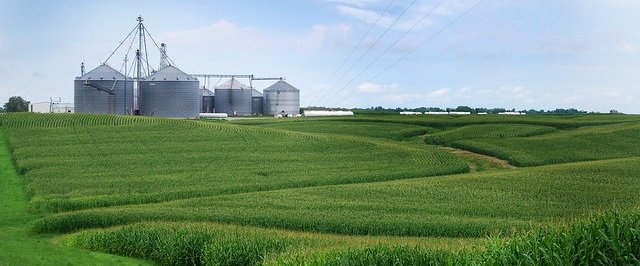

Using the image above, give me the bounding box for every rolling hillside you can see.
[1,113,639,265]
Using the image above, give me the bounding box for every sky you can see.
[1,0,639,113]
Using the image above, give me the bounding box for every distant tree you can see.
[3,96,30,112]
[474,107,489,114]
[491,108,507,114]
[455,106,473,113]
[609,109,622,114]
[0,106,4,113]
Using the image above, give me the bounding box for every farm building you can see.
[201,88,215,113]
[263,80,300,116]
[72,17,300,118]
[214,78,253,116]
[74,64,133,114]
[139,66,201,119]
[31,100,74,113]
[251,89,263,115]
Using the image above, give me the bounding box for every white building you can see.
[30,99,74,113]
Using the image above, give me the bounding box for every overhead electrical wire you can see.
[104,21,179,79]
[314,0,418,106]
[143,30,151,75]
[317,0,397,104]
[144,26,178,67]
[104,25,138,64]
[334,0,486,107]
[368,0,486,83]
[119,31,139,74]
[322,0,446,106]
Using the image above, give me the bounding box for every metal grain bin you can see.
[263,80,300,116]
[202,88,215,113]
[139,66,200,118]
[251,89,263,115]
[214,78,252,116]
[74,64,133,114]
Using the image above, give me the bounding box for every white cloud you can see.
[356,81,397,93]
[161,19,274,50]
[335,2,436,31]
[356,81,381,92]
[538,36,592,55]
[555,88,630,106]
[427,87,450,98]
[615,41,638,53]
[390,93,412,103]
[473,86,536,104]
[297,24,352,52]
[336,5,381,25]
[326,0,383,8]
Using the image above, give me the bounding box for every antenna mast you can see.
[159,43,169,69]
[101,15,175,115]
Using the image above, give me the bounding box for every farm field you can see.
[1,112,639,265]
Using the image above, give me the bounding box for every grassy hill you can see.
[1,113,639,265]
[2,113,467,212]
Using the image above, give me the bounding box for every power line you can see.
[314,0,418,106]
[321,0,396,97]
[119,30,139,74]
[323,0,446,106]
[335,0,486,107]
[104,25,138,64]
[144,26,178,67]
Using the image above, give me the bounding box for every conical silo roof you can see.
[264,80,298,91]
[202,88,215,96]
[252,89,263,97]
[77,64,127,80]
[145,66,196,81]
[216,78,251,90]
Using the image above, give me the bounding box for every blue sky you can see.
[1,0,639,113]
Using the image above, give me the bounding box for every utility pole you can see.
[124,54,128,114]
[135,15,144,114]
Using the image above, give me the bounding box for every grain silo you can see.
[74,64,133,114]
[139,66,200,118]
[214,78,252,116]
[263,80,300,116]
[251,89,263,115]
[202,88,215,113]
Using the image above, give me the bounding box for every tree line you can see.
[2,96,30,112]
[353,106,622,115]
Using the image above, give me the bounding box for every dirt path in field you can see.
[439,147,517,172]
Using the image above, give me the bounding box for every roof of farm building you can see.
[215,78,251,90]
[264,80,298,91]
[252,89,263,97]
[202,88,215,96]
[144,66,196,81]
[77,64,128,80]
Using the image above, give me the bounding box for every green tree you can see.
[455,106,473,113]
[4,96,30,112]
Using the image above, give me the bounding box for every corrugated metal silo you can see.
[251,89,263,115]
[214,78,252,116]
[139,66,200,118]
[263,80,300,116]
[74,64,133,114]
[202,88,215,113]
